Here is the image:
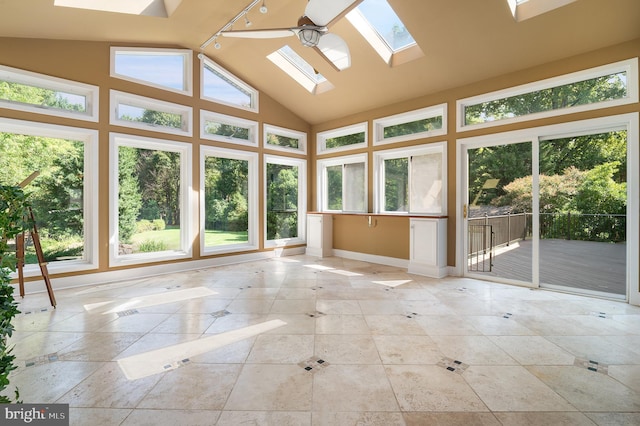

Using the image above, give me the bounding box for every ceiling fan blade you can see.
[315,33,351,71]
[221,28,296,39]
[305,0,363,27]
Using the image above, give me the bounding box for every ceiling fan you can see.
[220,0,363,71]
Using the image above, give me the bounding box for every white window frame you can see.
[0,117,99,275]
[200,146,259,255]
[200,54,259,113]
[110,47,193,96]
[374,142,447,215]
[317,122,368,155]
[109,133,193,267]
[200,110,258,146]
[264,124,307,154]
[457,58,639,132]
[0,64,99,122]
[373,104,447,146]
[109,90,193,137]
[317,153,368,213]
[264,154,307,248]
[508,0,578,22]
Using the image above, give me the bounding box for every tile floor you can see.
[4,255,640,425]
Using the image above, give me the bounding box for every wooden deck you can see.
[470,239,627,295]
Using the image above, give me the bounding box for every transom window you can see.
[110,47,192,95]
[374,142,446,215]
[317,122,368,154]
[200,110,258,146]
[264,124,307,154]
[201,55,259,112]
[373,104,447,145]
[0,65,99,122]
[110,90,192,137]
[267,46,334,94]
[457,58,638,131]
[317,154,367,213]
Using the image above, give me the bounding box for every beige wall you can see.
[1,36,638,286]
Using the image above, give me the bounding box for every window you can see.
[0,64,99,122]
[109,133,192,266]
[265,155,307,246]
[111,47,192,95]
[267,46,334,94]
[458,58,639,131]
[0,117,98,274]
[200,110,258,146]
[317,122,368,154]
[374,142,446,214]
[110,90,193,136]
[201,146,258,254]
[346,0,423,66]
[201,55,259,112]
[508,0,578,22]
[55,0,181,17]
[264,124,307,154]
[373,104,447,145]
[317,154,367,213]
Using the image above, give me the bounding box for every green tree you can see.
[118,146,142,242]
[266,164,298,239]
[204,157,248,232]
[136,149,181,225]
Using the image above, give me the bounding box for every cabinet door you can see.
[411,219,437,265]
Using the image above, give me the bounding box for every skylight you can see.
[54,0,182,17]
[267,46,334,94]
[346,0,421,66]
[508,0,578,22]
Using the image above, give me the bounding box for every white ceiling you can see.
[1,0,639,124]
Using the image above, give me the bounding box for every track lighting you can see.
[259,0,267,14]
[214,40,221,49]
[201,0,266,50]
[244,13,252,27]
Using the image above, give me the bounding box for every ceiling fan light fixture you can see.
[298,28,321,47]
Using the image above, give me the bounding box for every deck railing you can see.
[468,211,626,251]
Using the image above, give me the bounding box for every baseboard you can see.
[331,249,409,269]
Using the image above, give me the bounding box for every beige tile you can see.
[47,312,120,332]
[385,365,487,412]
[430,336,518,365]
[315,334,381,364]
[463,366,576,412]
[9,361,102,403]
[358,300,407,315]
[544,336,640,364]
[224,364,313,411]
[59,332,144,362]
[12,309,78,332]
[527,365,640,412]
[313,411,406,426]
[315,314,370,335]
[494,411,597,425]
[137,364,241,409]
[226,298,274,314]
[607,365,640,392]
[69,408,131,426]
[217,411,311,426]
[315,299,362,315]
[151,313,216,334]
[203,313,269,334]
[364,315,426,335]
[400,299,457,315]
[374,335,443,364]
[403,412,501,426]
[313,365,399,412]
[584,412,640,426]
[270,299,316,314]
[189,337,255,363]
[58,362,163,408]
[488,336,575,365]
[265,313,316,334]
[415,315,482,336]
[276,288,317,300]
[246,334,314,363]
[466,315,536,335]
[12,331,87,360]
[121,409,221,426]
[95,313,171,333]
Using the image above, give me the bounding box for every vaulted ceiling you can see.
[1,0,639,124]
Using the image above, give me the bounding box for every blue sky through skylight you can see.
[357,0,415,51]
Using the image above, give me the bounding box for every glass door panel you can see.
[466,141,532,283]
[539,131,627,296]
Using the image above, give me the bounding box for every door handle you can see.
[463,204,468,219]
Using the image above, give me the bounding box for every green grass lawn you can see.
[131,228,248,251]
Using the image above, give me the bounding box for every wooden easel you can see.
[16,172,56,308]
